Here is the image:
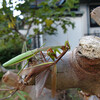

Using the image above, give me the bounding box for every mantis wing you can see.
[35,69,50,97]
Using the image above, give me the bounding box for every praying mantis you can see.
[2,41,70,98]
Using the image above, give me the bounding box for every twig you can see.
[0,65,18,73]
[0,89,18,100]
[7,15,26,41]
[40,51,47,62]
[0,66,7,73]
[54,48,69,64]
[0,88,15,91]
[25,20,34,37]
[17,61,28,76]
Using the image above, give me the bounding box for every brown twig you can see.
[54,48,69,64]
[40,52,45,63]
[0,89,18,100]
[40,51,47,62]
[25,20,34,37]
[7,15,26,41]
[0,88,15,91]
[0,65,18,73]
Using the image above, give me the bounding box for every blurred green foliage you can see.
[0,1,80,100]
[0,72,4,79]
[0,83,30,100]
[0,0,79,41]
[0,36,23,64]
[0,0,79,65]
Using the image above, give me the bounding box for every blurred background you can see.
[0,0,100,100]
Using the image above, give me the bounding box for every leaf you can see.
[51,64,57,97]
[16,92,26,100]
[20,91,29,96]
[45,19,53,27]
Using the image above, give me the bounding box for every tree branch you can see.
[25,20,34,37]
[7,15,27,41]
[0,89,17,100]
[0,65,18,73]
[13,26,27,41]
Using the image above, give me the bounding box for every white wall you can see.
[19,4,100,50]
[19,30,27,35]
[80,4,100,35]
[90,28,100,34]
[20,4,90,50]
[43,4,98,50]
[80,4,88,35]
[43,17,84,50]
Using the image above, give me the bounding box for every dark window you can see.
[89,5,100,27]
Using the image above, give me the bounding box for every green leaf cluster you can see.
[0,0,79,39]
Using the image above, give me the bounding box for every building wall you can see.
[42,4,90,50]
[80,4,100,35]
[43,3,100,50]
[25,4,100,50]
[19,4,92,50]
[43,17,82,50]
[80,4,88,34]
[19,4,100,50]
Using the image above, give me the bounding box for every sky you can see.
[0,0,25,18]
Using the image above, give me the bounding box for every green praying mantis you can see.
[2,41,70,98]
[3,41,70,67]
[3,46,61,67]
